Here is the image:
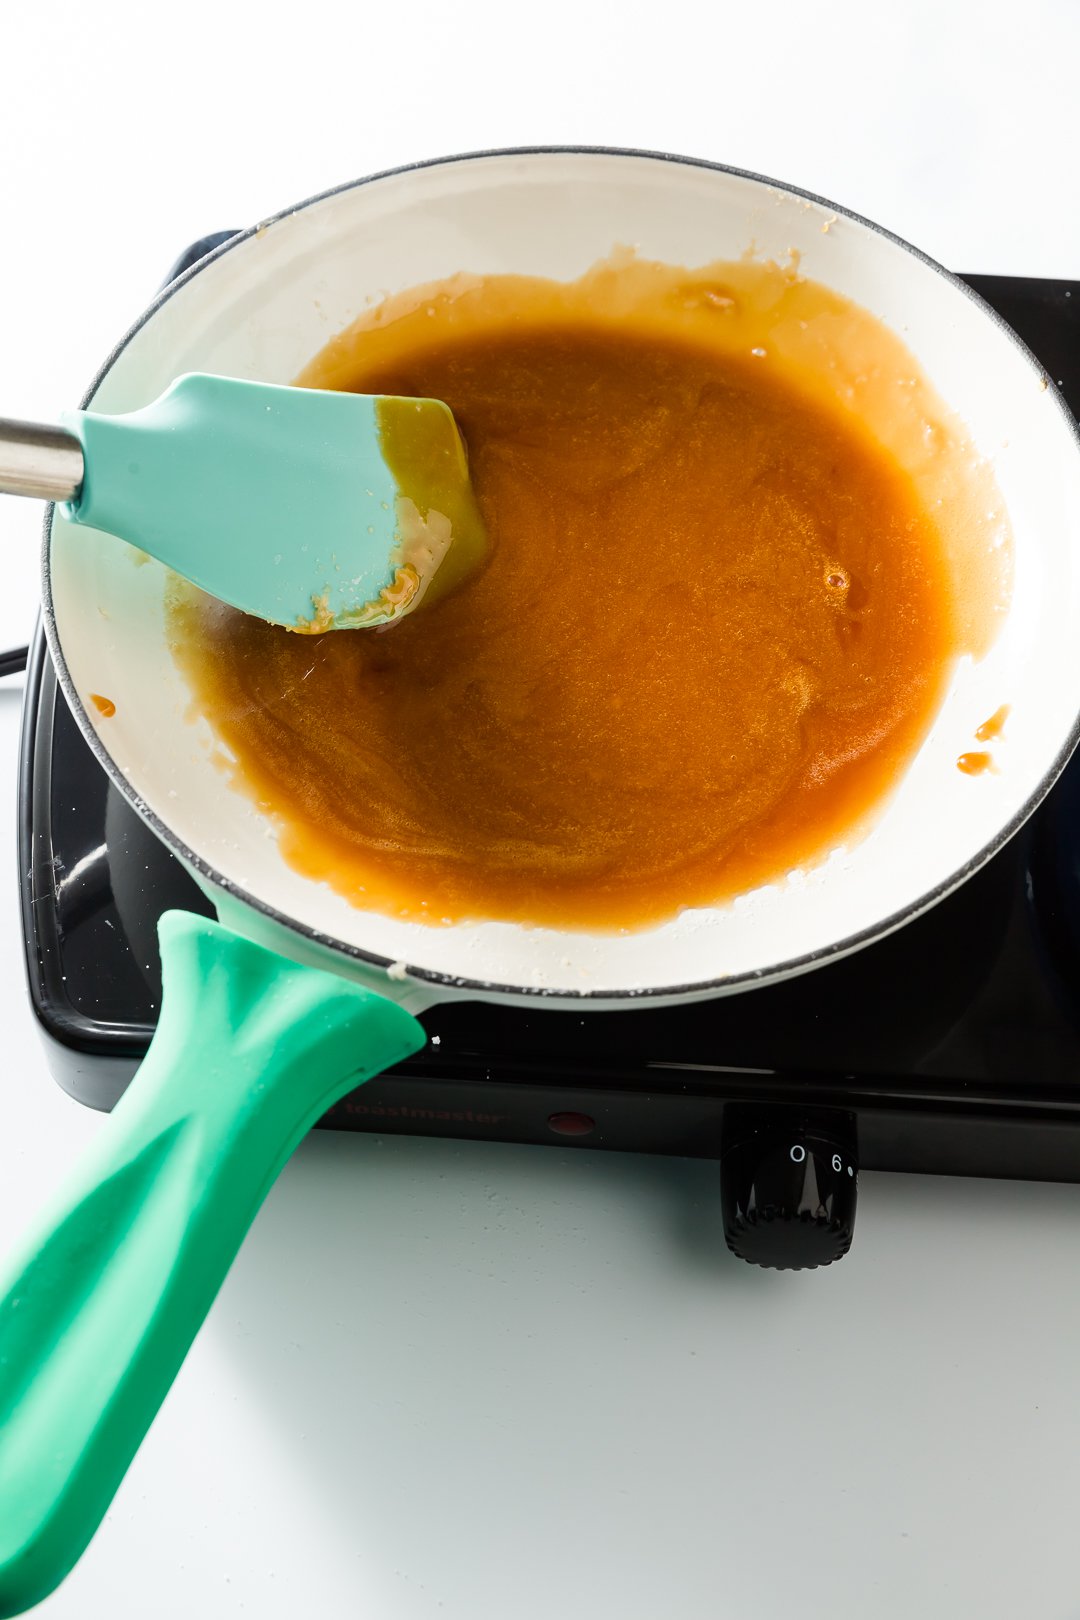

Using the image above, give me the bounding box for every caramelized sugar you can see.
[975,704,1010,743]
[168,256,1010,930]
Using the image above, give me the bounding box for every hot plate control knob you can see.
[720,1120,858,1270]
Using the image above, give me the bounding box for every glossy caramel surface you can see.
[169,257,1007,929]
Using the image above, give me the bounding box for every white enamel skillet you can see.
[0,149,1078,1614]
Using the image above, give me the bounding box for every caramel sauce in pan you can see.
[89,693,116,718]
[957,751,994,776]
[168,255,1011,930]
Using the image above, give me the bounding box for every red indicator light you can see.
[547,1111,596,1138]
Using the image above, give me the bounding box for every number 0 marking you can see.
[790,1144,806,1163]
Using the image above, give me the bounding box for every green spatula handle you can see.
[0,911,425,1618]
[0,417,83,501]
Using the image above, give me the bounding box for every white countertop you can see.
[3,3,1080,1615]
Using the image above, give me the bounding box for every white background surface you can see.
[3,2,1080,1615]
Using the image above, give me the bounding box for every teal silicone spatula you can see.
[0,913,426,1617]
[0,374,487,629]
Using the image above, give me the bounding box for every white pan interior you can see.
[46,149,1080,1000]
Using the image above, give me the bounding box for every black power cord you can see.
[0,646,29,678]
